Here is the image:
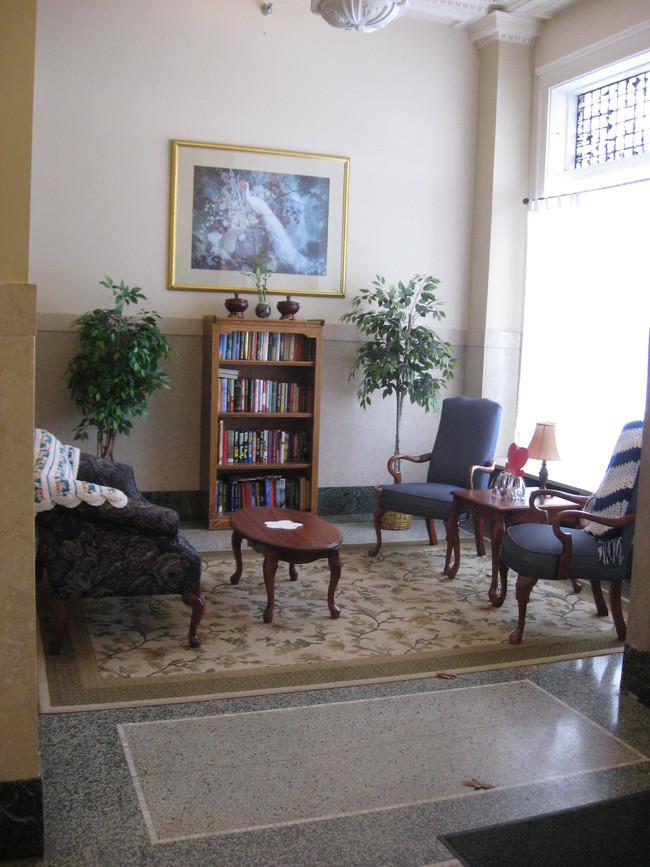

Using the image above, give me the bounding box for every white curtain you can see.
[517,180,650,491]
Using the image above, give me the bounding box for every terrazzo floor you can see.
[20,519,650,866]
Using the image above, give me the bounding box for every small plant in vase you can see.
[243,250,274,318]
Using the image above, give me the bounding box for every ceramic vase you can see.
[224,293,248,318]
[277,295,299,320]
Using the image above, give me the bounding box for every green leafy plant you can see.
[65,276,173,460]
[340,274,457,457]
[243,250,274,301]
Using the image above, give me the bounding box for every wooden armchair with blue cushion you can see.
[499,420,642,645]
[33,429,205,654]
[369,395,502,556]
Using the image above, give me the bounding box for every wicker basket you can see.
[380,510,412,530]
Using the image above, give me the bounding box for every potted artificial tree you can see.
[65,276,172,460]
[341,273,457,527]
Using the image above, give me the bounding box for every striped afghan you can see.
[583,420,643,565]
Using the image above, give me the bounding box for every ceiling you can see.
[403,0,581,28]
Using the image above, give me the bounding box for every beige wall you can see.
[26,0,650,497]
[0,2,38,785]
[35,316,469,491]
[535,0,650,72]
[29,0,477,322]
[29,0,480,486]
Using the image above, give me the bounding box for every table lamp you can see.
[527,422,560,489]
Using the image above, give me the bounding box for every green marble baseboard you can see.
[0,777,43,861]
[318,485,376,516]
[143,489,204,523]
[621,645,650,708]
[145,486,378,523]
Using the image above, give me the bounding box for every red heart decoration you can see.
[506,442,529,476]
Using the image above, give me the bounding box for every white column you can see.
[465,12,540,451]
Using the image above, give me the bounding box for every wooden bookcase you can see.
[200,315,324,530]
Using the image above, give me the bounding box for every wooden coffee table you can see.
[444,488,580,607]
[229,506,342,623]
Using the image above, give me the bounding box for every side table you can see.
[444,488,580,607]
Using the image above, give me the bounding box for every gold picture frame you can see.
[168,140,349,296]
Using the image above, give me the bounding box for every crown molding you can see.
[467,10,541,47]
[503,0,576,19]
[404,0,578,28]
[405,1,489,27]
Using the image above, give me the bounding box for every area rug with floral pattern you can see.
[36,540,625,712]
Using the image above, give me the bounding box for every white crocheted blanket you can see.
[33,428,127,513]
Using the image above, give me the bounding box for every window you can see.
[545,51,650,196]
[517,55,650,492]
[575,70,649,168]
[517,181,649,491]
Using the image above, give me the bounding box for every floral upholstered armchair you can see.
[33,429,204,654]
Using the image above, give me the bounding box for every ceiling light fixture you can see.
[311,0,408,33]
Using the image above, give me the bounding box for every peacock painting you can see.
[191,166,329,277]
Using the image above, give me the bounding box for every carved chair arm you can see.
[468,461,495,489]
[386,452,431,484]
[529,488,590,515]
[552,509,636,580]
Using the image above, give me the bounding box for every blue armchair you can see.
[499,420,642,644]
[35,451,204,654]
[369,395,502,556]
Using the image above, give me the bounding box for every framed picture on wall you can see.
[168,140,350,296]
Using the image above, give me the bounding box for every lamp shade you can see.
[527,422,561,461]
[311,0,408,33]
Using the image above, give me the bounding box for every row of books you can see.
[216,474,312,512]
[219,377,313,414]
[218,330,314,362]
[217,423,310,465]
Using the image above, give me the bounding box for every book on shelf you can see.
[217,427,309,465]
[219,378,312,415]
[217,419,224,464]
[218,330,315,363]
[214,472,307,513]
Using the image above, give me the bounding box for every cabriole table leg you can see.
[262,547,279,623]
[230,530,244,585]
[327,549,342,618]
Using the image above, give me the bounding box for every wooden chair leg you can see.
[368,506,385,557]
[590,580,609,617]
[49,598,69,655]
[425,517,438,546]
[570,579,582,594]
[509,575,537,645]
[182,581,205,648]
[608,581,626,640]
[474,517,486,557]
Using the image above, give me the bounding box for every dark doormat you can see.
[439,789,650,867]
